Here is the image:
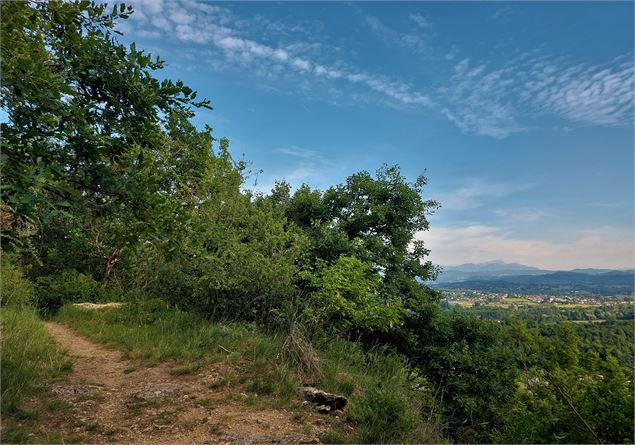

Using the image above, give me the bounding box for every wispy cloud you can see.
[364,14,432,55]
[522,57,634,126]
[123,0,634,139]
[417,225,634,270]
[433,179,537,210]
[124,0,433,109]
[409,13,431,29]
[491,6,512,20]
[250,145,338,194]
[439,59,525,138]
[274,146,323,161]
[494,207,550,223]
[441,55,634,137]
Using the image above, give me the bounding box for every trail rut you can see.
[43,322,324,444]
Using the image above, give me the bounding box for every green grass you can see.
[56,300,441,443]
[0,305,75,443]
[170,362,203,376]
[56,300,300,401]
[1,305,72,415]
[56,300,262,364]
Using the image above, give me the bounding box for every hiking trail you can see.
[42,322,323,444]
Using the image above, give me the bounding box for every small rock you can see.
[302,387,347,411]
[73,302,124,310]
[317,404,331,414]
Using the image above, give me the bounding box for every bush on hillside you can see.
[35,269,117,313]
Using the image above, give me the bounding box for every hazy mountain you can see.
[434,270,634,296]
[435,262,634,294]
[438,261,547,282]
[444,260,542,273]
[570,268,624,275]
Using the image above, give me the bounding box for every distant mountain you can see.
[570,268,627,275]
[434,270,635,296]
[445,260,542,273]
[436,261,633,284]
[437,261,547,282]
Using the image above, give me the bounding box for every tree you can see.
[282,165,440,332]
[1,0,210,264]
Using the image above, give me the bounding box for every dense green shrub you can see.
[350,386,419,444]
[301,256,405,333]
[378,305,519,442]
[35,269,117,313]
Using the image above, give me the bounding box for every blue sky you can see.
[115,0,634,270]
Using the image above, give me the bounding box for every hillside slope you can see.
[41,321,324,443]
[3,303,439,444]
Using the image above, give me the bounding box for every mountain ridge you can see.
[435,261,634,294]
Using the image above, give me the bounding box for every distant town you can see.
[440,288,634,308]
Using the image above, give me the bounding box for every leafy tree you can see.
[300,256,404,332]
[1,0,210,273]
[500,319,634,444]
[383,306,519,442]
[282,165,440,332]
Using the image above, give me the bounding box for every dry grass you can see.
[279,323,322,386]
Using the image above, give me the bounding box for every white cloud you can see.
[432,179,537,210]
[442,55,634,137]
[444,45,458,61]
[417,225,634,270]
[247,144,340,194]
[124,1,433,110]
[524,59,635,126]
[274,146,323,161]
[494,207,550,223]
[439,59,525,138]
[364,15,432,55]
[491,6,512,20]
[123,1,634,138]
[409,13,431,29]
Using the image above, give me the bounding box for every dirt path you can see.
[43,322,324,444]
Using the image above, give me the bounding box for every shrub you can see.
[350,386,419,444]
[0,256,35,307]
[301,256,405,333]
[35,269,117,313]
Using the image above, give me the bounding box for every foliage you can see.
[2,2,632,444]
[499,319,634,444]
[577,320,634,367]
[279,165,441,334]
[382,305,519,442]
[35,269,117,313]
[1,0,209,223]
[0,255,35,306]
[301,256,404,333]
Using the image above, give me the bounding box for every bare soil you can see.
[41,322,326,444]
